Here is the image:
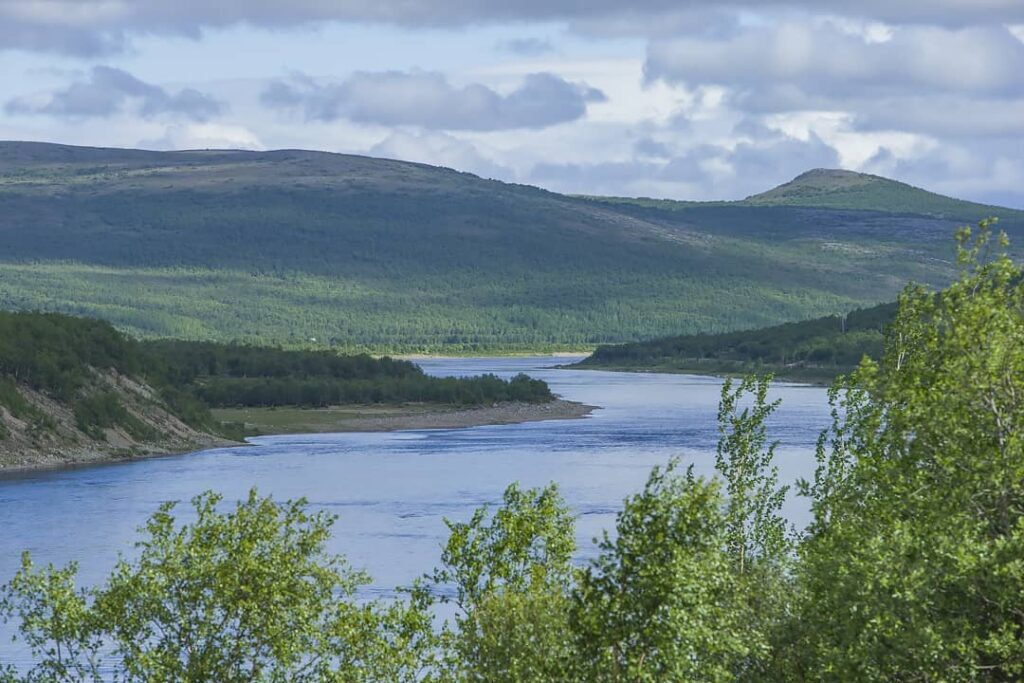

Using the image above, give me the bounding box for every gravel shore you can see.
[326,399,597,432]
[1,400,597,475]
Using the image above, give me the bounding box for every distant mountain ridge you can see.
[0,141,1017,352]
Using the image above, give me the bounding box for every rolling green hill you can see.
[0,142,1018,352]
[742,168,1023,219]
[573,301,897,382]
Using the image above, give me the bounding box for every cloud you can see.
[5,66,223,121]
[261,71,606,131]
[139,123,264,151]
[497,37,555,56]
[368,130,513,180]
[4,1,1024,55]
[1,2,1020,210]
[646,23,1024,98]
[633,137,672,159]
[641,20,1024,161]
[850,96,1024,138]
[529,130,840,198]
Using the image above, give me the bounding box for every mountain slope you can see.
[0,142,1014,352]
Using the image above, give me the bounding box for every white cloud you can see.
[261,70,605,131]
[368,130,513,180]
[646,23,1024,96]
[140,123,264,150]
[3,1,1024,56]
[6,66,223,121]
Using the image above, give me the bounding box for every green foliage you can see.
[0,379,34,419]
[426,483,576,682]
[572,463,746,682]
[579,301,894,380]
[192,373,552,408]
[0,311,143,400]
[716,376,789,574]
[0,490,431,683]
[0,312,555,446]
[792,220,1024,681]
[146,341,554,408]
[0,379,50,440]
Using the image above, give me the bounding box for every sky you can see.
[1,1,1023,207]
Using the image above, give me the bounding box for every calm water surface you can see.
[0,357,830,622]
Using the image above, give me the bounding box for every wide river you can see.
[0,357,830,646]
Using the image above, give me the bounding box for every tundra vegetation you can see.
[3,223,1023,681]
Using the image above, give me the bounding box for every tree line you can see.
[0,315,554,442]
[2,222,1022,680]
[580,299,895,380]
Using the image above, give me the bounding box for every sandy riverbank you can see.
[214,399,598,435]
[1,400,598,475]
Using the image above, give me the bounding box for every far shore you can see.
[389,351,591,361]
[563,360,842,386]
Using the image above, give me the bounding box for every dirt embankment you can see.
[0,371,233,473]
[212,399,597,436]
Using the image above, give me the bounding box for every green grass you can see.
[211,404,458,435]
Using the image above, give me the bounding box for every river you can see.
[0,357,831,656]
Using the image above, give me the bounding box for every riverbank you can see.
[213,399,597,435]
[564,360,843,385]
[391,351,590,361]
[0,399,597,475]
[0,433,237,475]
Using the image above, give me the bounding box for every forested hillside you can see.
[576,301,896,381]
[1,142,1018,352]
[0,311,225,468]
[0,311,554,469]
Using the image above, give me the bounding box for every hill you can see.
[573,301,897,382]
[742,168,1023,219]
[0,142,1018,352]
